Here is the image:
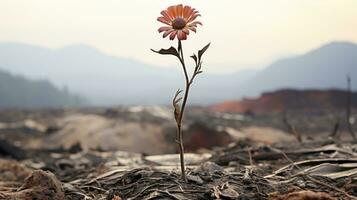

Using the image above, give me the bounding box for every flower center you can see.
[172,18,186,29]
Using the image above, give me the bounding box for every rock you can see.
[187,175,204,184]
[112,195,122,200]
[15,170,65,200]
[213,182,239,199]
[220,188,239,198]
[226,126,296,144]
[269,190,336,200]
[196,161,224,174]
[23,119,47,133]
[0,139,27,159]
[184,121,233,152]
[0,159,31,182]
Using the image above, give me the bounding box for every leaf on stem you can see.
[190,54,198,66]
[198,43,211,62]
[173,89,183,123]
[151,47,180,58]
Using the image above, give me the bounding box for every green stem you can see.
[176,39,191,182]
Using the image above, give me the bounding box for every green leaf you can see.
[151,47,180,58]
[198,43,211,61]
[190,54,198,66]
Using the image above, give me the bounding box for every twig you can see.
[346,75,357,142]
[248,148,254,166]
[282,113,302,142]
[329,118,340,139]
[162,190,181,200]
[280,151,357,199]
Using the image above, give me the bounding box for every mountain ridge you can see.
[0,41,356,106]
[0,68,85,108]
[0,42,256,105]
[237,41,357,99]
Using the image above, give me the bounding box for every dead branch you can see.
[282,113,302,143]
[346,75,357,142]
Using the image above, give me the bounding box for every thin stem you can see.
[346,75,357,141]
[178,40,190,123]
[178,40,190,85]
[175,40,192,182]
[173,40,203,182]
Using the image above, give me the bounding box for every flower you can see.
[157,4,202,40]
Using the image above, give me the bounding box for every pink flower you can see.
[157,4,202,40]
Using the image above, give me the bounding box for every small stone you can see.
[197,161,223,174]
[187,174,204,184]
[16,170,65,200]
[220,188,239,198]
[112,195,122,200]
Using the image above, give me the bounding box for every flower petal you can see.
[157,16,171,25]
[177,30,187,40]
[158,26,172,33]
[161,10,173,21]
[176,4,183,17]
[188,21,202,26]
[183,6,192,20]
[169,30,178,40]
[168,5,177,19]
[182,28,190,35]
[187,13,201,23]
[163,29,175,38]
[183,32,187,40]
[158,5,200,40]
[186,8,196,20]
[188,26,196,33]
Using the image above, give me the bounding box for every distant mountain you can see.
[0,42,256,105]
[0,41,356,106]
[0,69,84,108]
[239,42,357,98]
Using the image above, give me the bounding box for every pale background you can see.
[1,0,357,73]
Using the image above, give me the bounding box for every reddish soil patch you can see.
[211,89,357,113]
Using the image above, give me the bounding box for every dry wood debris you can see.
[0,139,356,199]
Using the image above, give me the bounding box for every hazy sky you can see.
[1,0,357,73]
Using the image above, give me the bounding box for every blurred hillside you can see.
[0,69,85,108]
[0,43,256,105]
[240,42,357,97]
[0,41,356,106]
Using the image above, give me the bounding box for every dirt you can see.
[0,170,65,200]
[269,190,336,200]
[0,138,356,200]
[43,114,172,154]
[210,89,357,114]
[0,108,356,199]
